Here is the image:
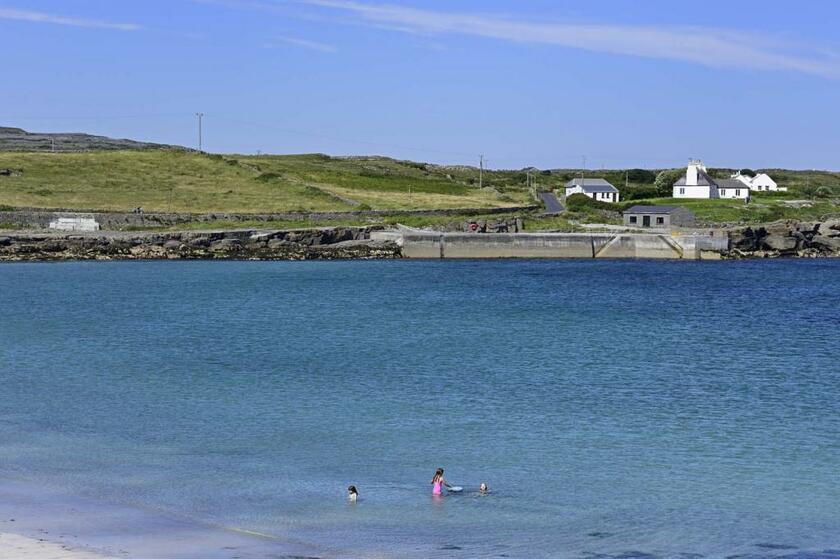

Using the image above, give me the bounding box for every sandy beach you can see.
[0,532,108,559]
[0,479,330,559]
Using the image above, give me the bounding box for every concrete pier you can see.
[372,231,729,260]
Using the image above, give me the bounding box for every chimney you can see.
[686,159,703,186]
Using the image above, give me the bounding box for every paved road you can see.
[537,192,565,214]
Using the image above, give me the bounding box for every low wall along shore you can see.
[0,206,539,230]
[374,231,729,260]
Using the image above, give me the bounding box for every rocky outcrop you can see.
[0,126,183,152]
[727,219,840,258]
[0,227,402,262]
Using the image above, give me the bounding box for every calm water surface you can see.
[1,259,839,558]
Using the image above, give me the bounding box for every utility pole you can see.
[478,154,485,189]
[581,155,586,187]
[196,112,204,153]
[51,137,56,153]
[625,170,629,189]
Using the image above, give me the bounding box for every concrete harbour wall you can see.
[381,232,729,260]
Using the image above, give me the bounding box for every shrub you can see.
[622,186,660,200]
[566,193,634,212]
[626,169,657,184]
[255,172,282,182]
[654,169,684,196]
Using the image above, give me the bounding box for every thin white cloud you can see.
[267,35,336,52]
[287,0,840,79]
[0,7,142,31]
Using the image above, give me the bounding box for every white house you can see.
[673,160,750,200]
[731,171,786,192]
[565,178,620,203]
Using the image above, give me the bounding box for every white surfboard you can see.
[448,486,463,493]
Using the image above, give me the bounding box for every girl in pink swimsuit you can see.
[431,467,450,495]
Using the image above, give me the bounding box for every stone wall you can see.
[0,206,539,230]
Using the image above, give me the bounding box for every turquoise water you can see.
[1,259,839,558]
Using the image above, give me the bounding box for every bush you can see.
[626,169,657,184]
[255,172,282,182]
[566,193,634,212]
[622,185,660,200]
[654,169,684,196]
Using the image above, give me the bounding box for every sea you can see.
[1,259,838,559]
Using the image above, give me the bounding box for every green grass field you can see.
[0,151,532,213]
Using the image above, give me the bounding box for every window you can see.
[656,217,665,225]
[679,188,685,195]
[736,189,741,196]
[629,216,637,224]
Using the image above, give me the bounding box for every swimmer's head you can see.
[479,482,488,492]
[348,485,358,496]
[435,468,444,476]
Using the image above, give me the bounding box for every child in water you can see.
[479,482,488,494]
[430,468,451,495]
[347,485,358,502]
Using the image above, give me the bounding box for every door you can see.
[643,215,651,227]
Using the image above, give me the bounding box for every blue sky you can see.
[1,0,839,169]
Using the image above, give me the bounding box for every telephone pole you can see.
[195,112,204,153]
[581,155,586,186]
[479,154,484,189]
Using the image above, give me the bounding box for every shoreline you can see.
[1,218,838,262]
[0,478,333,559]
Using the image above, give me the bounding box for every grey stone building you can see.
[623,205,696,228]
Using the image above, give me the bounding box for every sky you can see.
[1,0,839,170]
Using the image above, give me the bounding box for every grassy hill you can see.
[0,150,532,213]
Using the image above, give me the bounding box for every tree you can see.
[654,169,684,197]
[738,168,756,177]
[626,169,657,184]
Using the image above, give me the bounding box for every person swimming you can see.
[431,468,451,495]
[347,485,358,502]
[479,482,488,494]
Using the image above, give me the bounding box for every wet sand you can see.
[0,479,330,559]
[0,532,108,558]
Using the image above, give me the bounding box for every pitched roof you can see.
[624,205,685,215]
[716,179,749,189]
[673,170,714,187]
[565,178,619,192]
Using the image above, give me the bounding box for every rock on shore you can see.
[727,219,840,258]
[0,227,402,262]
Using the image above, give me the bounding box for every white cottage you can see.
[673,160,750,200]
[731,171,786,192]
[565,178,620,203]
